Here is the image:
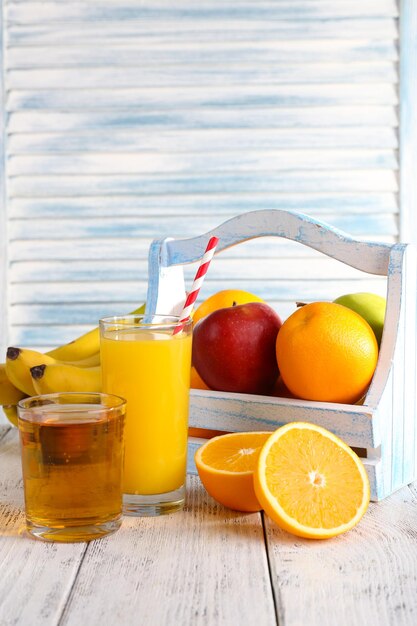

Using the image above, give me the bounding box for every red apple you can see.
[192,302,282,395]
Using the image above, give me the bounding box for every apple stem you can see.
[232,301,237,307]
[296,301,307,308]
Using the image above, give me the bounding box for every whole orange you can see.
[190,365,210,390]
[189,367,227,438]
[276,302,378,404]
[192,289,263,325]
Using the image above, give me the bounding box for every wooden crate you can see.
[146,209,417,501]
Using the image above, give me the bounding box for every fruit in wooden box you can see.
[333,292,386,347]
[276,302,378,404]
[192,302,282,395]
[192,289,264,325]
[190,365,210,390]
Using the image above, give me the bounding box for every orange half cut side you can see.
[254,422,370,539]
[195,431,272,512]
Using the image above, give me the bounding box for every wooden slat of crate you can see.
[188,392,377,449]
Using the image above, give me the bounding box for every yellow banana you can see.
[72,352,101,367]
[5,347,104,396]
[0,363,26,405]
[1,302,144,399]
[31,363,101,395]
[2,405,18,428]
[46,302,145,361]
[45,327,100,362]
[6,347,65,395]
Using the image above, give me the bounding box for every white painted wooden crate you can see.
[146,209,417,502]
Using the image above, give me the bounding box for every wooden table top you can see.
[1,424,417,626]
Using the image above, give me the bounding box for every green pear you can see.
[333,292,386,347]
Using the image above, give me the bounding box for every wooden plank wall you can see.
[0,0,401,365]
[0,1,7,360]
[399,0,417,243]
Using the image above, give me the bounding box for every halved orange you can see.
[195,431,272,511]
[254,422,370,539]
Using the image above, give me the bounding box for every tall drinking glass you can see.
[17,392,126,542]
[100,315,193,516]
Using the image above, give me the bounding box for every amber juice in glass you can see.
[18,392,126,542]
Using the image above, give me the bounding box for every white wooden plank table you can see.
[1,424,417,626]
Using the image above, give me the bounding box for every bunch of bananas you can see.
[0,303,145,427]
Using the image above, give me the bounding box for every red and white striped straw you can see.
[173,236,219,335]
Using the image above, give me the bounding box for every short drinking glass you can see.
[100,315,193,516]
[17,392,126,542]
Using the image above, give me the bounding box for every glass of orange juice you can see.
[17,392,126,542]
[100,314,193,516]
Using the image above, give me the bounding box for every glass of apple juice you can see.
[17,392,126,542]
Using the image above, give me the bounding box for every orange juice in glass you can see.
[100,315,192,516]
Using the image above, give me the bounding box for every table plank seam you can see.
[261,512,280,626]
[56,542,90,626]
[0,426,11,443]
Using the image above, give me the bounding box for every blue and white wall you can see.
[0,0,415,358]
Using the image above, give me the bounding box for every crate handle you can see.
[146,210,393,315]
